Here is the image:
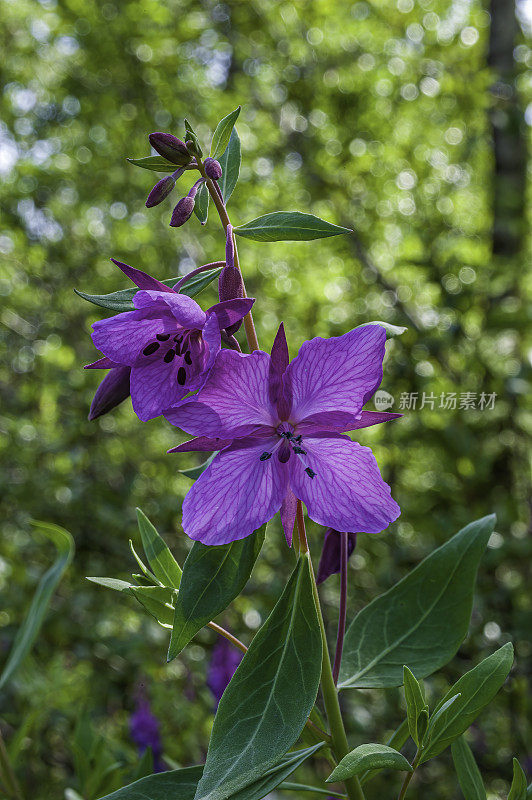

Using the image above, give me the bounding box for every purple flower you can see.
[90,259,254,421]
[166,323,401,546]
[85,356,131,420]
[207,638,242,708]
[130,695,164,772]
[317,530,357,584]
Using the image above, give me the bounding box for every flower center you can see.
[258,424,316,478]
[140,328,203,386]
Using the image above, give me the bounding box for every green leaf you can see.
[98,765,203,799]
[357,321,408,337]
[359,719,410,787]
[218,128,241,203]
[508,759,528,800]
[75,267,222,313]
[211,107,241,158]
[230,743,324,800]
[184,119,203,158]
[86,577,135,592]
[280,782,346,797]
[168,527,265,660]
[234,212,352,242]
[130,748,153,782]
[451,736,486,800]
[0,521,74,690]
[178,452,217,481]
[129,586,175,627]
[403,666,428,748]
[338,515,496,689]
[419,643,514,763]
[126,155,177,172]
[194,181,209,224]
[193,554,322,800]
[424,693,462,741]
[327,744,413,783]
[136,508,181,589]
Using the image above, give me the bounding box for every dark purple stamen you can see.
[184,350,192,365]
[305,467,316,479]
[174,335,182,343]
[259,452,272,461]
[293,446,307,455]
[157,333,170,341]
[143,342,159,356]
[177,367,187,385]
[164,350,175,363]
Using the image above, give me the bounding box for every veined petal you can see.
[184,311,220,394]
[167,436,232,453]
[182,437,288,545]
[289,434,400,534]
[130,356,188,421]
[133,290,206,329]
[111,258,175,293]
[92,311,176,365]
[165,349,277,438]
[297,410,402,434]
[207,298,254,330]
[84,356,119,370]
[284,325,387,427]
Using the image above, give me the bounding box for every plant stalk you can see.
[332,533,348,685]
[0,729,23,800]
[296,504,365,800]
[398,751,421,800]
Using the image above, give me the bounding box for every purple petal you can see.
[207,638,242,707]
[284,325,387,428]
[92,311,176,366]
[289,434,400,534]
[316,530,357,584]
[165,349,276,439]
[133,290,207,329]
[298,410,402,434]
[130,358,188,421]
[182,437,288,545]
[268,323,292,421]
[111,259,175,293]
[279,485,297,546]
[88,365,131,420]
[85,356,119,370]
[207,298,254,330]
[168,436,232,453]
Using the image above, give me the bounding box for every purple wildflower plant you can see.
[90,259,254,421]
[207,637,243,709]
[129,692,164,772]
[166,323,401,546]
[317,530,358,585]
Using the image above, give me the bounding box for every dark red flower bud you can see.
[170,195,195,227]
[149,132,192,166]
[204,157,222,180]
[145,175,176,208]
[88,365,131,421]
[317,530,357,584]
[218,224,245,334]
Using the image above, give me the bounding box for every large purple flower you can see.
[166,324,401,546]
[90,259,254,421]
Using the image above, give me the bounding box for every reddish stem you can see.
[332,532,348,685]
[173,261,225,293]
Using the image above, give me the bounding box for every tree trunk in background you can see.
[487,0,527,257]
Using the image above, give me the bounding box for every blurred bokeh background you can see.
[1,0,530,797]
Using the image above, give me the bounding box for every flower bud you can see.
[88,366,131,421]
[170,195,195,227]
[316,530,357,584]
[148,132,192,165]
[203,157,222,180]
[145,175,176,208]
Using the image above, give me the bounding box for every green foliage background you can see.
[0,0,530,797]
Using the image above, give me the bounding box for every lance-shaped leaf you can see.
[326,744,413,783]
[451,736,486,800]
[403,666,428,747]
[75,267,222,313]
[194,182,209,224]
[280,783,346,797]
[211,106,241,158]
[136,508,181,588]
[338,515,495,689]
[179,452,217,481]
[419,643,514,763]
[229,743,323,800]
[0,521,74,690]
[508,758,528,800]
[86,577,175,627]
[193,554,322,800]
[234,212,352,242]
[167,527,265,660]
[127,155,178,172]
[218,128,241,203]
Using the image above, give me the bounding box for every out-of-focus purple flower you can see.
[148,132,192,166]
[130,694,164,772]
[85,357,131,420]
[170,179,204,228]
[166,323,401,546]
[90,259,254,421]
[203,157,222,180]
[207,638,242,708]
[317,530,357,585]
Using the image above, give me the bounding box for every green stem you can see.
[397,751,421,800]
[0,729,23,800]
[296,504,365,800]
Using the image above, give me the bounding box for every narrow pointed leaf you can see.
[230,743,324,800]
[327,744,413,783]
[211,106,241,158]
[194,182,209,224]
[86,577,135,592]
[234,212,352,242]
[280,783,346,797]
[508,759,528,800]
[75,267,221,313]
[179,452,217,481]
[339,516,496,689]
[127,155,177,172]
[168,527,265,660]
[193,554,322,800]
[218,128,241,203]
[403,665,427,747]
[419,643,514,763]
[136,508,181,588]
[0,521,74,690]
[129,540,158,583]
[451,736,486,800]
[98,765,203,799]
